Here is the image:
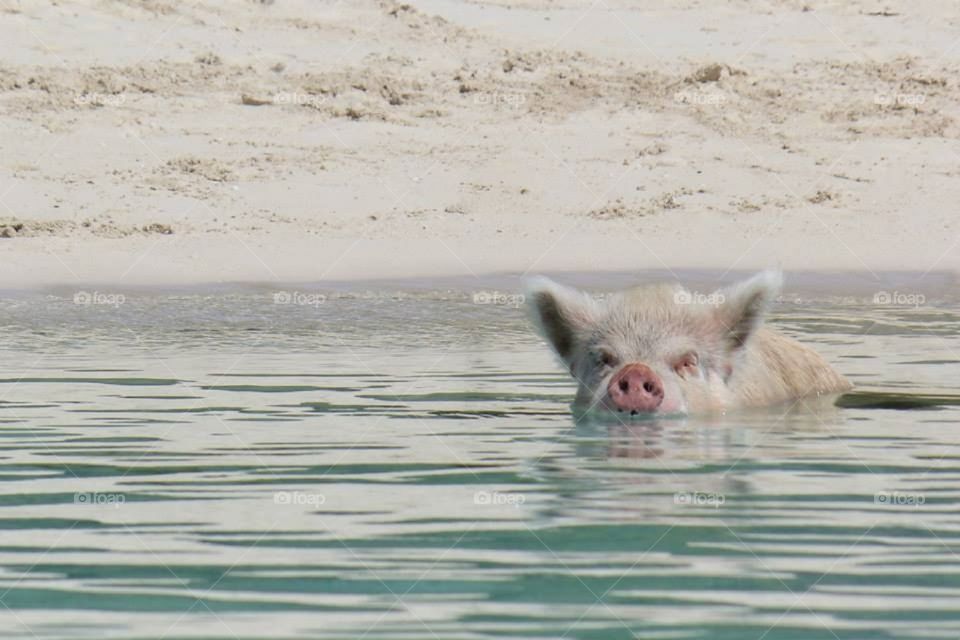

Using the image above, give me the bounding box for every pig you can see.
[526,271,852,417]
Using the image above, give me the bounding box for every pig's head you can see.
[526,271,782,417]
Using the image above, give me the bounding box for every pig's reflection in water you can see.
[605,421,667,459]
[571,395,846,460]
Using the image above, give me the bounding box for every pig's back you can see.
[733,328,852,407]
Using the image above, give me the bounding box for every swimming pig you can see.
[527,271,851,416]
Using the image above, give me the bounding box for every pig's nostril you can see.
[619,379,629,393]
[643,381,655,394]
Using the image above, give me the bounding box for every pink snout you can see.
[607,363,664,414]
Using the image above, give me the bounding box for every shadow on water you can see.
[836,390,960,410]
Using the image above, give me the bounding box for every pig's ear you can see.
[713,270,782,353]
[525,277,598,365]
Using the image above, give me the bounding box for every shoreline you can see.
[1,232,958,291]
[3,259,955,301]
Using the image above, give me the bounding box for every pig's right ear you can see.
[713,270,783,354]
[525,277,598,365]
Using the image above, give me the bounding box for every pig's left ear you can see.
[713,270,782,353]
[525,276,599,366]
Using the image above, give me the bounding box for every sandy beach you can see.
[1,0,959,288]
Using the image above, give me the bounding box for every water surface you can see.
[0,278,958,639]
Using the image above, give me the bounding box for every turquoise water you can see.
[1,281,959,639]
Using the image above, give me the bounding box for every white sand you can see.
[1,0,959,288]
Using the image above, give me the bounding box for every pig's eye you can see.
[596,349,618,370]
[673,352,699,379]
